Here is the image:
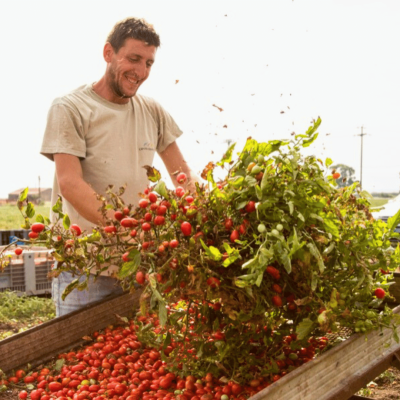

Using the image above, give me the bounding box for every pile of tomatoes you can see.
[2,313,328,400]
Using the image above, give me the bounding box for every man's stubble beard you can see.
[109,67,131,100]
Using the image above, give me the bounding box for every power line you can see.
[355,126,368,190]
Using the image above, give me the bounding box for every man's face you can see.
[105,38,156,103]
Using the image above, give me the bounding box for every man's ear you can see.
[103,42,114,62]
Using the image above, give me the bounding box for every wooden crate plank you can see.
[389,273,400,304]
[0,290,142,373]
[249,305,400,400]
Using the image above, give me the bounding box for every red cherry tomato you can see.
[176,172,187,184]
[31,223,45,233]
[71,224,82,236]
[181,222,192,236]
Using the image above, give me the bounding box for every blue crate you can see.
[9,235,25,246]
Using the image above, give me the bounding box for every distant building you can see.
[8,188,52,203]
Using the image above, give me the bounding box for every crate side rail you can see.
[0,290,143,374]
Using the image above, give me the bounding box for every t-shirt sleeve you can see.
[146,99,183,153]
[40,100,86,161]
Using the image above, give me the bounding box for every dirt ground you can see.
[356,366,400,399]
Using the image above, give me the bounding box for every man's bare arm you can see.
[54,153,112,225]
[158,141,203,192]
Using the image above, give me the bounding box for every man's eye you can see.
[129,58,139,63]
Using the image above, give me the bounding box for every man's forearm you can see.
[59,178,112,226]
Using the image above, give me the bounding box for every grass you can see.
[369,198,390,208]
[0,198,392,231]
[0,203,51,230]
[0,291,55,340]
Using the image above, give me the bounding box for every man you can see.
[41,18,200,317]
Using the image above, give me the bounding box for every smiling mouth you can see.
[126,75,139,85]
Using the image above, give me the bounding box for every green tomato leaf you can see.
[387,209,400,234]
[323,242,335,255]
[297,211,305,222]
[143,165,161,182]
[323,218,340,238]
[52,252,64,262]
[342,181,359,200]
[255,185,262,201]
[311,272,318,291]
[62,279,80,300]
[154,181,169,200]
[288,201,294,215]
[25,202,35,219]
[307,242,325,273]
[158,302,168,327]
[63,214,71,230]
[217,142,236,166]
[274,242,292,273]
[52,196,63,214]
[244,175,258,187]
[241,257,260,272]
[296,318,315,340]
[18,187,29,203]
[118,250,141,279]
[54,358,65,372]
[200,239,222,261]
[228,176,244,188]
[288,228,306,257]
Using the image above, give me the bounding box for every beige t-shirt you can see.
[41,84,183,233]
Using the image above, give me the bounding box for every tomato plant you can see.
[2,117,400,385]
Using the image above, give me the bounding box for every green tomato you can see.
[364,319,374,329]
[271,229,280,236]
[251,165,263,175]
[366,311,376,320]
[276,224,283,231]
[355,320,365,328]
[257,154,265,164]
[257,224,266,233]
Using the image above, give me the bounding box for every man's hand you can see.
[159,141,203,192]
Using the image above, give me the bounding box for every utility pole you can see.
[355,126,368,190]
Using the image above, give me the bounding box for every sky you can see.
[0,0,399,199]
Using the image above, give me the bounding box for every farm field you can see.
[0,204,50,230]
[0,198,393,231]
[369,198,390,208]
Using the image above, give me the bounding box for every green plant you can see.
[1,117,400,382]
[0,291,55,340]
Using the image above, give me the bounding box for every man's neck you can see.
[92,78,130,105]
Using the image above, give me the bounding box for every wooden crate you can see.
[0,290,142,374]
[1,292,400,400]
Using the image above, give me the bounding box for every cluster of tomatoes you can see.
[3,313,329,400]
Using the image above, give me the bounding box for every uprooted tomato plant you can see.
[2,117,400,388]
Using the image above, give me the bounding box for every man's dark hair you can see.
[107,17,161,52]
